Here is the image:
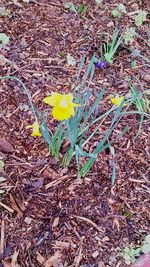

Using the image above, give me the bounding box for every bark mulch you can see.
[0,0,150,266]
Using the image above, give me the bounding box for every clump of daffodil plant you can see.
[0,56,149,182]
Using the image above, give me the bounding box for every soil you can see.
[0,1,150,267]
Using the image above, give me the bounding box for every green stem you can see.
[0,75,36,118]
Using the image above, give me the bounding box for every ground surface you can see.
[0,0,150,267]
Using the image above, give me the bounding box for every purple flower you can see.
[96,61,107,69]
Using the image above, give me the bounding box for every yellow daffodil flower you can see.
[110,95,126,107]
[27,120,41,137]
[43,92,79,121]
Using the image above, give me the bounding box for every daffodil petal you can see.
[110,96,124,106]
[43,92,62,106]
[52,106,75,121]
[64,93,73,102]
[30,120,42,137]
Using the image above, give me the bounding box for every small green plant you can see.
[112,4,127,18]
[123,27,136,45]
[77,3,87,14]
[121,245,141,265]
[121,235,150,265]
[103,29,123,64]
[122,209,133,219]
[130,84,149,113]
[141,235,150,254]
[0,33,9,46]
[134,10,147,26]
[64,2,87,15]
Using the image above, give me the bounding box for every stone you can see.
[98,261,105,267]
[92,250,99,258]
[0,138,14,153]
[107,21,114,28]
[143,74,150,82]
[24,217,32,224]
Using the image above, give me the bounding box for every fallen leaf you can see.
[3,251,19,267]
[44,251,62,267]
[67,53,76,66]
[54,241,70,249]
[3,259,12,267]
[0,138,14,153]
[52,217,59,228]
[12,251,19,267]
[98,261,105,267]
[9,194,24,218]
[36,251,45,265]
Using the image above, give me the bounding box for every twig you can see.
[45,175,68,189]
[0,201,14,213]
[124,65,146,71]
[0,219,5,256]
[30,0,62,8]
[74,215,104,233]
[74,245,83,267]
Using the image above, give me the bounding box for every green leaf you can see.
[123,27,136,45]
[103,29,123,64]
[64,2,77,14]
[121,245,141,265]
[112,9,121,18]
[67,53,76,66]
[131,60,137,67]
[141,235,150,254]
[0,33,9,45]
[0,7,11,17]
[77,4,87,14]
[117,3,127,13]
[135,10,147,26]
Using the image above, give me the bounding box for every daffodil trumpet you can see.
[27,119,41,137]
[43,92,80,121]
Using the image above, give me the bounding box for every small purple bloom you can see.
[96,61,107,69]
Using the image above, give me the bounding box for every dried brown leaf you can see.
[9,194,23,218]
[0,138,14,153]
[3,251,19,267]
[52,217,59,228]
[36,251,45,265]
[43,251,62,267]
